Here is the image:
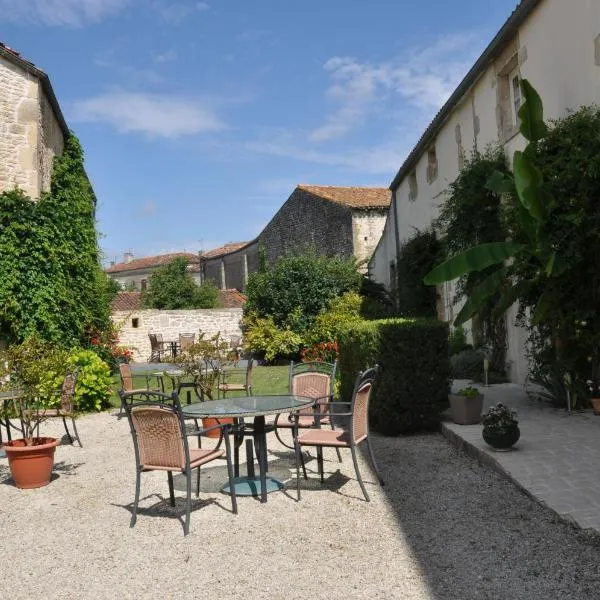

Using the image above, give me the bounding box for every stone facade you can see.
[0,50,66,199]
[351,210,388,266]
[112,308,243,362]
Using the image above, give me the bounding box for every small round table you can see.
[182,395,314,502]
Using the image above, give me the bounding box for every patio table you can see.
[182,395,315,502]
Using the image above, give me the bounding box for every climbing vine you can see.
[0,134,112,346]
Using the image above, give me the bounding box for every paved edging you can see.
[440,422,589,534]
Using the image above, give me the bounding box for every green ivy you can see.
[0,135,111,346]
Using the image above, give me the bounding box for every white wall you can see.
[369,0,600,382]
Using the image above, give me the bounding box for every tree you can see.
[244,250,362,334]
[141,257,220,309]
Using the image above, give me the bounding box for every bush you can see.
[450,348,484,379]
[300,341,339,363]
[245,250,361,333]
[242,312,303,363]
[338,318,450,435]
[448,326,471,356]
[66,349,112,412]
[304,291,364,346]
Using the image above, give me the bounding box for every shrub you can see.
[300,341,339,363]
[448,326,471,356]
[450,348,484,379]
[66,349,112,412]
[242,312,303,363]
[304,291,364,346]
[245,250,361,333]
[338,318,450,435]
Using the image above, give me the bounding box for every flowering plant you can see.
[482,403,518,431]
[586,379,600,398]
[301,341,339,364]
[455,386,481,397]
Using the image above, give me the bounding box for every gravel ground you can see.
[2,412,600,600]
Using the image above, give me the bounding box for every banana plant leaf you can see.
[454,266,508,326]
[518,79,549,142]
[513,151,545,221]
[491,279,533,320]
[423,242,523,285]
[486,170,515,195]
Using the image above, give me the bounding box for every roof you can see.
[105,253,199,274]
[200,242,250,259]
[110,289,246,311]
[389,0,542,191]
[0,41,69,137]
[297,185,391,210]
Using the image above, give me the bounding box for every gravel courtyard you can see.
[2,412,600,600]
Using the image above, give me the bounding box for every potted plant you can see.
[448,386,484,425]
[0,337,67,488]
[586,380,600,415]
[482,403,520,451]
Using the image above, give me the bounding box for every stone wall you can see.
[351,209,388,268]
[112,308,243,362]
[0,56,65,199]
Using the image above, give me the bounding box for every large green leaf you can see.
[518,79,549,142]
[485,170,515,195]
[491,279,533,319]
[454,266,508,326]
[513,151,545,221]
[423,242,523,285]
[531,289,555,325]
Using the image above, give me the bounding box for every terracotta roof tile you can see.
[200,242,249,259]
[110,289,246,312]
[105,252,199,274]
[296,185,391,210]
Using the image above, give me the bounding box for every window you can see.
[426,146,438,183]
[510,69,521,126]
[408,170,418,201]
[141,279,147,291]
[132,318,139,328]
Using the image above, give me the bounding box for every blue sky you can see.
[1,0,519,263]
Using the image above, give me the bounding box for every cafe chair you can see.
[178,332,196,352]
[273,361,341,461]
[148,333,168,363]
[293,365,384,502]
[42,369,83,447]
[217,355,254,398]
[119,390,238,536]
[118,363,161,418]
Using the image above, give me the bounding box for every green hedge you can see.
[338,318,450,435]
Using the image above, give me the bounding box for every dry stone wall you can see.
[112,308,243,362]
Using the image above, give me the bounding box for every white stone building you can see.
[369,0,600,383]
[0,41,67,199]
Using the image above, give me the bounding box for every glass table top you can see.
[181,395,315,418]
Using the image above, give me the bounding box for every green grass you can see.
[109,365,289,408]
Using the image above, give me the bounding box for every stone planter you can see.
[482,425,520,451]
[448,393,483,425]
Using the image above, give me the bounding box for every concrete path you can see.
[443,381,600,533]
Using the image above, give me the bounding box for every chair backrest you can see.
[119,390,190,471]
[245,356,254,387]
[119,362,134,392]
[349,365,379,444]
[60,369,79,413]
[179,333,196,351]
[289,361,336,415]
[149,333,159,351]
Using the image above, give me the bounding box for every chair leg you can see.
[184,468,192,536]
[62,416,74,445]
[317,446,324,483]
[294,436,302,501]
[167,471,175,507]
[196,467,201,497]
[223,430,238,514]
[71,417,82,448]
[131,467,141,528]
[365,437,384,486]
[300,445,307,480]
[350,444,370,502]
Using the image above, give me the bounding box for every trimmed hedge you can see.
[338,318,450,435]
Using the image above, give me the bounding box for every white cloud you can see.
[72,91,224,138]
[154,0,210,24]
[0,0,130,26]
[155,49,178,64]
[309,33,482,142]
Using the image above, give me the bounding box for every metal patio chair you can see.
[178,332,196,352]
[118,363,161,417]
[119,390,238,536]
[217,355,254,398]
[42,369,83,447]
[293,365,384,502]
[148,333,168,362]
[273,360,341,461]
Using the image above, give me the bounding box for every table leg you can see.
[253,416,268,503]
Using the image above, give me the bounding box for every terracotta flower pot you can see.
[448,394,484,425]
[4,437,58,489]
[202,418,234,438]
[591,398,600,415]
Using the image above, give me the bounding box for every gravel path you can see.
[1,412,600,600]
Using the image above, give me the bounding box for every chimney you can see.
[124,251,134,264]
[110,260,116,267]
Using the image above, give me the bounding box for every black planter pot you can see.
[482,425,520,450]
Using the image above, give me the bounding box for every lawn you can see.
[109,365,289,408]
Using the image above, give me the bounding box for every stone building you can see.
[0,41,67,198]
[200,185,391,291]
[368,0,600,383]
[105,252,201,290]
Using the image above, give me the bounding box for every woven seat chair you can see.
[119,390,237,536]
[41,369,82,447]
[217,355,254,398]
[273,361,341,461]
[118,363,161,418]
[178,332,196,352]
[293,365,384,502]
[148,333,168,362]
